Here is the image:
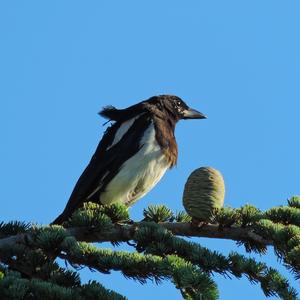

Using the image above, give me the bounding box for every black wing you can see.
[52,115,151,224]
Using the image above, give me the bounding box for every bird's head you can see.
[146,95,207,122]
[99,95,206,123]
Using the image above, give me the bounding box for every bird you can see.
[52,95,206,224]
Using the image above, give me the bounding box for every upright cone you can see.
[183,167,225,222]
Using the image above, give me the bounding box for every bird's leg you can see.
[111,220,138,248]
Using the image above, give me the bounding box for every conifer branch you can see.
[58,241,218,300]
[0,222,272,250]
[0,269,126,300]
[1,198,300,299]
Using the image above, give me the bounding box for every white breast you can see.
[100,122,170,206]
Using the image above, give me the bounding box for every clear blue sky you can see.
[1,1,300,299]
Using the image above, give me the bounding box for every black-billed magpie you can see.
[53,95,206,224]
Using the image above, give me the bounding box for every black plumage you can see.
[52,95,206,224]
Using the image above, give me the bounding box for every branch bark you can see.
[0,222,273,251]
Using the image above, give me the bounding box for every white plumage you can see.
[107,115,141,149]
[100,122,170,205]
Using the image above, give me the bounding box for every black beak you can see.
[182,108,207,120]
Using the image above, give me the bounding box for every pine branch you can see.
[0,225,219,300]
[4,200,300,250]
[132,222,297,300]
[0,269,126,300]
[0,222,272,250]
[0,221,296,299]
[58,241,218,300]
[1,199,300,299]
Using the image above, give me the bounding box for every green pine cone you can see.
[183,167,225,221]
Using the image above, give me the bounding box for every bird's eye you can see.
[174,100,184,113]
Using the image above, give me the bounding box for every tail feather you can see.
[51,211,69,225]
